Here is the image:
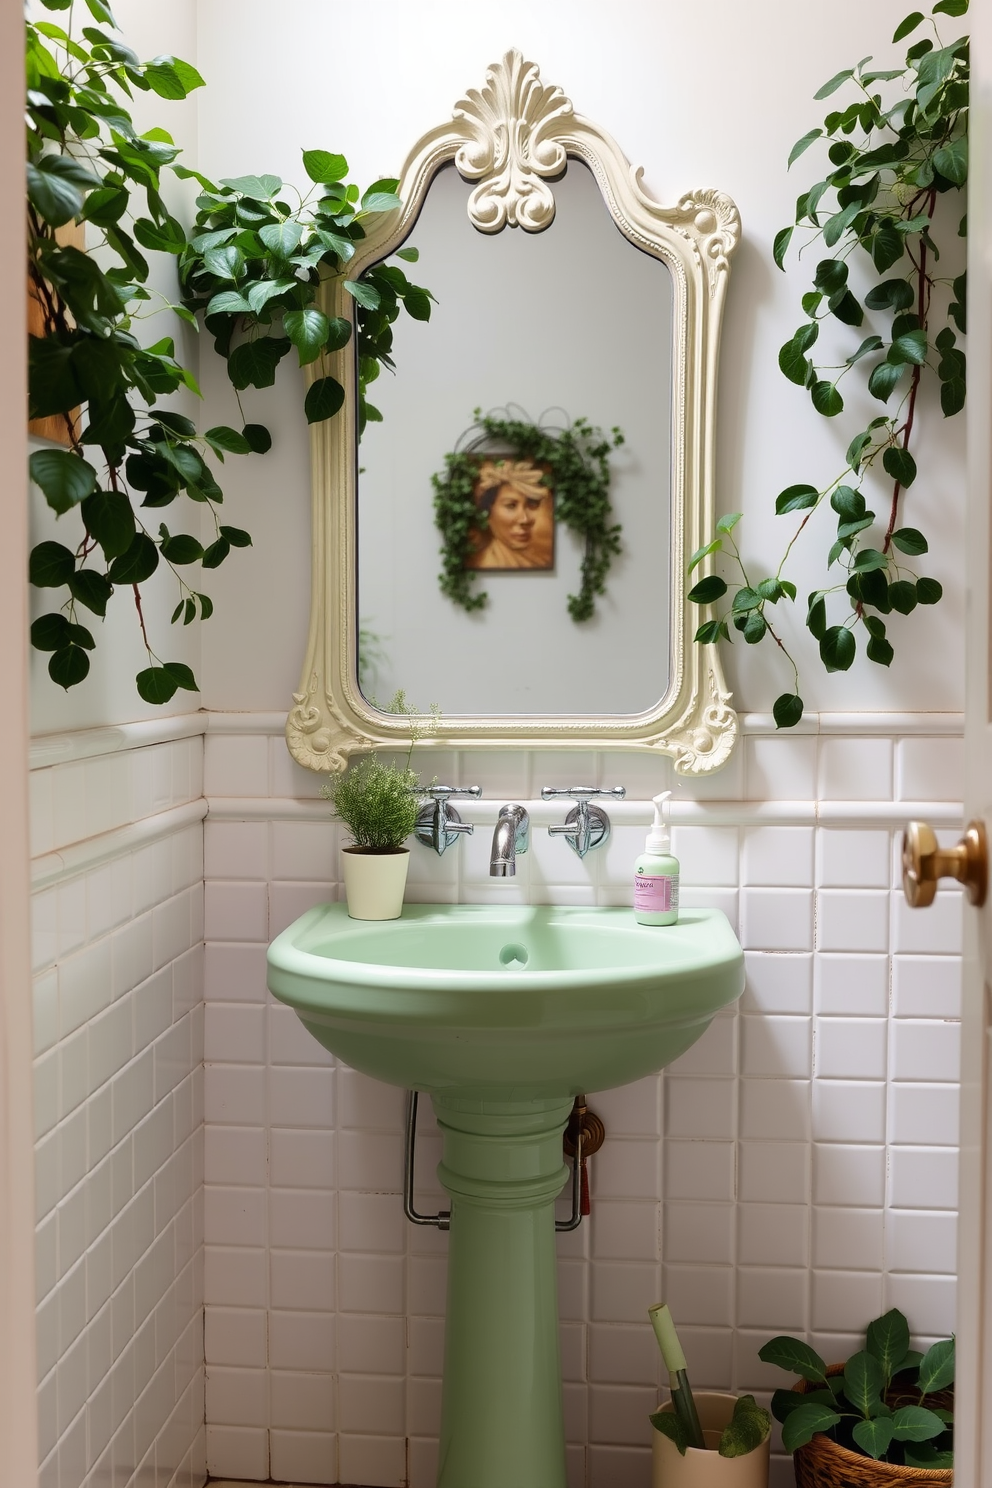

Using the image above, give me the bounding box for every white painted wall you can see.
[195,0,966,719]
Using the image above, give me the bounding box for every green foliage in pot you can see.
[689,1,968,729]
[320,692,439,851]
[26,2,431,703]
[650,1394,771,1459]
[431,409,624,623]
[761,1308,954,1467]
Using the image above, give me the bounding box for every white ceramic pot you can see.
[342,847,410,920]
[652,1392,770,1488]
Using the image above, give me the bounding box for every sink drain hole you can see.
[499,943,529,967]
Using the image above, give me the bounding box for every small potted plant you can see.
[648,1304,771,1485]
[321,693,438,920]
[760,1309,953,1485]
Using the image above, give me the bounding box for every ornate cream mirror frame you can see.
[287,51,740,775]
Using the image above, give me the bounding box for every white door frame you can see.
[0,5,40,1486]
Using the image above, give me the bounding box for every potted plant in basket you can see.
[321,693,439,920]
[760,1308,953,1484]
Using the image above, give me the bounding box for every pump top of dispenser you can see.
[645,792,672,855]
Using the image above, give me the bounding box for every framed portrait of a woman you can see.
[464,457,555,571]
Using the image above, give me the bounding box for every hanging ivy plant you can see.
[431,410,624,623]
[25,0,432,703]
[689,0,967,728]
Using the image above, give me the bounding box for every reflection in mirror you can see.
[356,159,674,717]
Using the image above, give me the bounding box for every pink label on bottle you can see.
[634,874,678,913]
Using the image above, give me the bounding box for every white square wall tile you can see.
[892,889,963,955]
[203,735,269,797]
[888,1210,957,1273]
[738,1142,809,1204]
[739,1080,810,1142]
[744,735,817,801]
[659,1265,733,1328]
[816,890,889,954]
[204,882,269,942]
[204,822,268,880]
[817,828,892,888]
[664,1141,735,1202]
[811,1270,883,1332]
[818,737,893,801]
[813,1144,886,1206]
[665,1079,735,1140]
[741,827,814,887]
[890,1020,960,1083]
[889,1084,959,1146]
[271,820,338,881]
[889,1147,958,1209]
[812,1081,886,1143]
[664,1203,734,1265]
[737,1267,807,1330]
[740,1015,811,1079]
[892,955,962,1017]
[742,953,812,1014]
[815,1017,887,1080]
[812,1207,884,1271]
[738,1203,808,1266]
[816,955,888,1016]
[896,736,964,802]
[669,827,739,887]
[741,889,813,952]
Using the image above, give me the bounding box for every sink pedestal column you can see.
[433,1094,574,1488]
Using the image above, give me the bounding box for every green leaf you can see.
[403,288,433,322]
[811,381,843,417]
[687,575,728,605]
[259,219,304,257]
[323,317,353,353]
[133,214,186,253]
[304,376,345,424]
[204,425,252,456]
[779,323,819,385]
[220,173,283,199]
[932,0,968,12]
[163,661,198,692]
[866,630,894,666]
[343,278,381,310]
[869,361,904,401]
[758,1337,828,1385]
[916,576,943,605]
[865,278,915,311]
[889,329,928,365]
[29,450,97,514]
[852,1418,894,1459]
[649,1409,690,1456]
[396,245,419,262]
[716,512,743,534]
[219,525,252,547]
[67,568,112,617]
[108,532,159,584]
[816,68,856,98]
[807,593,827,639]
[776,484,818,515]
[245,278,295,315]
[872,227,904,273]
[823,201,862,248]
[203,244,244,281]
[29,541,76,588]
[227,336,291,390]
[814,259,848,294]
[361,190,402,213]
[904,1444,954,1469]
[693,620,725,644]
[773,226,794,269]
[80,489,135,559]
[242,423,272,454]
[285,306,331,365]
[773,693,804,729]
[821,625,856,672]
[743,611,767,644]
[302,149,348,184]
[49,644,90,690]
[889,577,920,612]
[732,587,761,613]
[918,1337,955,1394]
[27,161,83,227]
[782,1403,842,1452]
[160,531,203,565]
[719,1396,771,1458]
[206,290,252,316]
[890,1405,947,1442]
[136,666,179,704]
[934,136,967,185]
[688,539,723,573]
[844,1349,886,1416]
[882,447,918,487]
[847,432,873,471]
[853,548,888,573]
[891,527,928,555]
[893,11,925,40]
[31,613,71,652]
[201,536,231,569]
[866,1310,911,1383]
[847,336,884,366]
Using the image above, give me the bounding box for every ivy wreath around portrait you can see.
[431,409,625,623]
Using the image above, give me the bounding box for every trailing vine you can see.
[689,0,968,728]
[431,410,624,623]
[26,1,431,703]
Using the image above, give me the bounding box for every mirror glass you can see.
[355,159,675,716]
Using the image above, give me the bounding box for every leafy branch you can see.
[26,0,432,703]
[690,0,967,727]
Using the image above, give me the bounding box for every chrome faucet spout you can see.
[490,805,530,877]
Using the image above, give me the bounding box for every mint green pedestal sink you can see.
[267,903,743,1488]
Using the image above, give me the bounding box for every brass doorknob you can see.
[901,819,988,908]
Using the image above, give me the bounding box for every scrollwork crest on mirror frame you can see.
[286,50,741,777]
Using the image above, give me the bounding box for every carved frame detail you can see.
[287,50,740,775]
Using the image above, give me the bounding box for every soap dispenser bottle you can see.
[634,792,679,925]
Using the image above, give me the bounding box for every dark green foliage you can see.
[689,1,967,726]
[650,1395,770,1460]
[762,1309,954,1465]
[431,411,625,624]
[26,3,432,701]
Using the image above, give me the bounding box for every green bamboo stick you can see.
[649,1302,706,1450]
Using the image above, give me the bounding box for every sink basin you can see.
[267,900,743,1488]
[267,901,743,1099]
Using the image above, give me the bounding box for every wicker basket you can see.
[792,1368,952,1487]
